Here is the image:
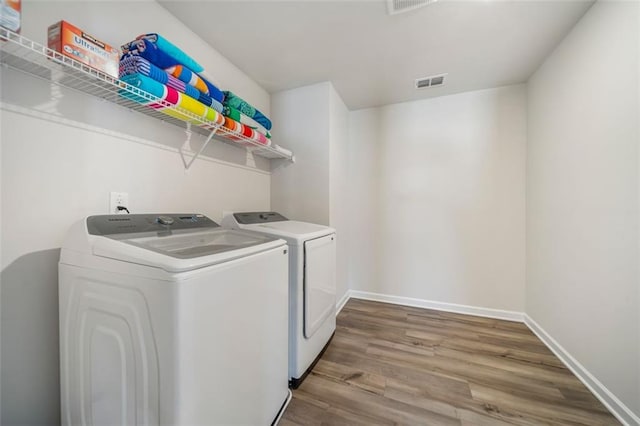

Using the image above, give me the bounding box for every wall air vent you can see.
[415,73,447,89]
[388,0,437,15]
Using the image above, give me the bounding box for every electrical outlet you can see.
[109,192,129,214]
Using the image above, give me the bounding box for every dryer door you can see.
[303,234,337,338]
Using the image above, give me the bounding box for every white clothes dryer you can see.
[59,213,290,425]
[222,212,336,388]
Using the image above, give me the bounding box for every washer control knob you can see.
[157,216,174,226]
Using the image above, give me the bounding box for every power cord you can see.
[116,206,130,214]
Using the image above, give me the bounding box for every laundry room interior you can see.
[0,0,638,425]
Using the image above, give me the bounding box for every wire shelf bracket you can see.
[179,122,220,170]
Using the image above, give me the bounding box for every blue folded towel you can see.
[136,33,204,73]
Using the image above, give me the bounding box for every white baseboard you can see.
[348,290,524,322]
[337,289,639,425]
[524,315,640,426]
[335,290,351,315]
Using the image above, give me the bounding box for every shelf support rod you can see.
[180,123,219,170]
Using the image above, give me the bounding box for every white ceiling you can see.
[159,0,593,110]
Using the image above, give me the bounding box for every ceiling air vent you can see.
[415,73,447,89]
[387,0,437,15]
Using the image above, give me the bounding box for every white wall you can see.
[1,2,273,424]
[270,82,330,225]
[329,85,350,305]
[348,85,527,312]
[526,0,639,420]
[347,107,382,297]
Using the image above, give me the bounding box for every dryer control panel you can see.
[233,212,288,224]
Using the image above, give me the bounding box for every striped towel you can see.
[222,116,270,146]
[223,105,271,138]
[119,73,223,128]
[119,56,222,113]
[166,65,224,103]
[223,91,272,130]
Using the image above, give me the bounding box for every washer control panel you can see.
[87,214,218,236]
[156,215,175,226]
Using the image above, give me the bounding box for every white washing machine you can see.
[222,212,336,388]
[59,213,290,425]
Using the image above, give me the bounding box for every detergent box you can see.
[47,21,119,78]
[0,0,21,34]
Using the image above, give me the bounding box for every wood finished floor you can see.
[280,299,619,426]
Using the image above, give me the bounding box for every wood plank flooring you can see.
[280,299,619,426]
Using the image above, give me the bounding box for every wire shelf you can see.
[0,28,294,166]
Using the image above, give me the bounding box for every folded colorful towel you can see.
[245,124,271,139]
[221,116,270,146]
[223,105,271,138]
[166,65,224,103]
[223,91,272,130]
[122,39,183,73]
[119,56,222,113]
[136,33,203,73]
[121,39,224,103]
[119,73,223,128]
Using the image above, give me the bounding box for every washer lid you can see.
[71,214,285,272]
[92,228,284,272]
[115,228,276,259]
